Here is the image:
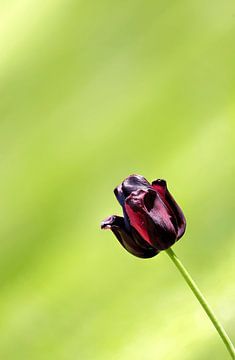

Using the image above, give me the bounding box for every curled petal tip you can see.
[100,216,115,229]
[101,214,158,258]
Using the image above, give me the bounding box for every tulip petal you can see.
[101,215,158,258]
[125,189,177,250]
[114,184,131,231]
[114,184,125,206]
[121,174,151,198]
[114,175,151,231]
[152,179,186,239]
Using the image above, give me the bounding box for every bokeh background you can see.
[0,0,235,359]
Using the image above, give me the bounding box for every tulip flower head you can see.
[100,175,235,358]
[101,174,186,258]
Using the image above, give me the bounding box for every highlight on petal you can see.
[125,189,177,250]
[121,174,150,198]
[152,179,186,239]
[101,215,158,258]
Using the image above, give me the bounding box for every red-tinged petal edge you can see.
[152,179,186,239]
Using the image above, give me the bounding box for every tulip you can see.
[101,174,186,257]
[100,175,235,358]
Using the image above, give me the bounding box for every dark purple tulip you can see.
[101,175,186,258]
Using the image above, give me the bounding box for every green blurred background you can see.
[0,0,235,359]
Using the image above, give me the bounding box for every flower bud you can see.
[101,175,186,258]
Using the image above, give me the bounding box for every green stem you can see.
[165,247,235,359]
